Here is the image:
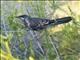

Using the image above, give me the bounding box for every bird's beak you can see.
[15,16,24,21]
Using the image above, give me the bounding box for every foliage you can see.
[0,33,19,60]
[1,1,80,60]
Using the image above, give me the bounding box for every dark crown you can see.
[16,15,29,18]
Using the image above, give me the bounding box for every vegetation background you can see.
[1,0,80,60]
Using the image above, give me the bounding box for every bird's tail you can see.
[52,16,72,25]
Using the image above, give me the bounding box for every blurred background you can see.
[1,1,80,60]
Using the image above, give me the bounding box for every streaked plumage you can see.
[16,15,72,30]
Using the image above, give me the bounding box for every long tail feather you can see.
[55,16,72,25]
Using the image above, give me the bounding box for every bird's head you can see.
[16,15,30,21]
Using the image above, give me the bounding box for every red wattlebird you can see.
[16,15,72,30]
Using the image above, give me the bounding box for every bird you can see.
[15,15,72,56]
[16,15,72,30]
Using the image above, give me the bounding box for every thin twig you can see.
[49,35,61,60]
[29,30,45,55]
[2,20,7,35]
[1,31,23,33]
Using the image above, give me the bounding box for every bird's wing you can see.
[28,18,50,30]
[31,18,50,26]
